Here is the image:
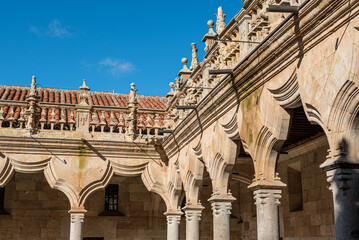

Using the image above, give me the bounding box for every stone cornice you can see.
[0,136,160,161]
[163,0,358,158]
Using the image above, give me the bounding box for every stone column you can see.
[253,188,282,240]
[321,156,359,240]
[182,204,204,240]
[208,192,236,240]
[165,212,182,240]
[69,210,86,240]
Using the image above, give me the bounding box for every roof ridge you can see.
[0,84,166,99]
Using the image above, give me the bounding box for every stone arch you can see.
[176,138,205,206]
[196,118,238,195]
[141,161,182,213]
[326,80,359,161]
[236,85,290,185]
[44,157,114,210]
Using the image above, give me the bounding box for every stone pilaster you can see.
[208,192,236,240]
[69,210,86,240]
[253,188,282,240]
[182,204,204,240]
[165,211,182,240]
[321,147,359,240]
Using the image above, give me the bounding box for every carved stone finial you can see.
[79,79,90,106]
[126,83,138,140]
[178,58,192,83]
[190,43,199,71]
[79,79,90,90]
[215,6,226,34]
[129,83,138,106]
[175,77,181,93]
[25,75,41,133]
[29,75,38,97]
[182,58,189,71]
[207,20,216,35]
[202,20,217,52]
[166,82,175,98]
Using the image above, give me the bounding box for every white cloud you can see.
[99,58,135,76]
[29,25,40,35]
[46,19,71,38]
[29,19,72,38]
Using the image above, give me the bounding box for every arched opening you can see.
[231,142,257,240]
[0,172,70,239]
[198,168,214,239]
[277,105,334,239]
[83,175,167,239]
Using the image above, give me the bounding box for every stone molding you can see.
[253,188,282,206]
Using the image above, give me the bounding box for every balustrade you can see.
[0,100,166,138]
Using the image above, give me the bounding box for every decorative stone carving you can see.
[215,6,226,34]
[178,58,192,83]
[126,83,138,140]
[76,79,91,132]
[166,82,175,98]
[190,43,199,70]
[202,20,217,52]
[25,75,41,133]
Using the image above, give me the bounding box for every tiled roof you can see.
[0,85,168,110]
[0,85,167,130]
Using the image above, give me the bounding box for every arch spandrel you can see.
[237,85,290,185]
[44,156,113,209]
[198,120,238,195]
[177,141,205,204]
[296,19,359,161]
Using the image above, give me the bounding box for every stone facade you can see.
[1,0,359,239]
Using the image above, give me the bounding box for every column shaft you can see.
[69,212,85,240]
[183,206,204,240]
[208,193,235,240]
[254,188,281,240]
[166,214,181,240]
[324,167,359,239]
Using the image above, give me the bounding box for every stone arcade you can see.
[0,0,359,239]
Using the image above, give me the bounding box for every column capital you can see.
[164,210,183,224]
[182,203,205,212]
[253,188,282,206]
[208,190,236,203]
[248,178,286,190]
[68,208,87,215]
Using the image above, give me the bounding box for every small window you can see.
[105,184,118,211]
[0,187,4,210]
[287,162,303,212]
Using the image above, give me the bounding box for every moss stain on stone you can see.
[78,142,87,170]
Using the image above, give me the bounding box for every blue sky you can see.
[0,1,243,96]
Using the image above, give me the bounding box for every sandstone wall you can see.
[0,142,335,240]
[278,144,336,239]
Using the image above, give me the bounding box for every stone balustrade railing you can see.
[0,100,166,138]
